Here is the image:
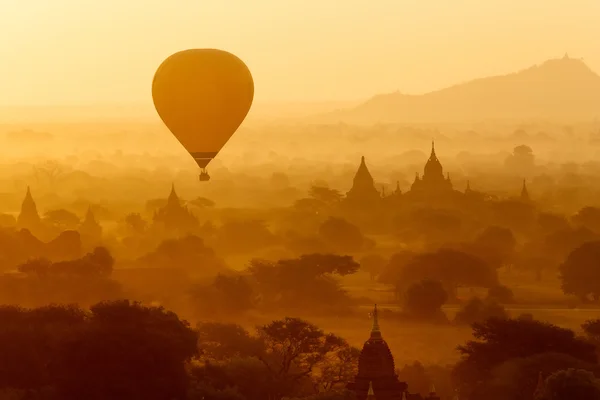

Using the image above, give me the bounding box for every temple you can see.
[345,156,382,208]
[16,186,42,234]
[152,184,200,235]
[410,142,453,194]
[347,305,440,400]
[79,206,102,244]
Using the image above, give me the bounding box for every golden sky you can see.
[0,0,598,106]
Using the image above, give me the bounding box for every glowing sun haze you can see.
[0,0,598,106]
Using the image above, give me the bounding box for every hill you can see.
[313,55,600,124]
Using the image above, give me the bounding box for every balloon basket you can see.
[199,171,211,182]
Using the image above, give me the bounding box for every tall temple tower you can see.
[345,156,382,208]
[79,206,102,243]
[520,179,530,202]
[347,305,409,400]
[16,186,41,232]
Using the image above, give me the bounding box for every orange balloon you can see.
[152,49,254,176]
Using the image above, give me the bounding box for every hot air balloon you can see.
[152,49,254,181]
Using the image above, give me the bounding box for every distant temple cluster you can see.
[345,142,530,209]
[16,186,102,244]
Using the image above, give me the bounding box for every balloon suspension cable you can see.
[199,168,211,182]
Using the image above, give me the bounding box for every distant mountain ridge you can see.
[313,56,600,124]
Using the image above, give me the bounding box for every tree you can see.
[283,391,356,400]
[404,279,448,320]
[308,186,342,205]
[216,220,277,254]
[544,227,597,262]
[472,226,517,268]
[582,319,600,343]
[17,258,52,278]
[123,213,146,234]
[398,362,431,397]
[513,255,554,282]
[33,160,65,188]
[398,249,497,298]
[377,250,417,285]
[559,241,600,301]
[191,274,257,318]
[140,235,224,274]
[538,368,600,400]
[0,304,86,391]
[572,207,600,233]
[359,254,387,281]
[504,145,535,175]
[490,353,600,400]
[50,247,114,278]
[453,318,597,399]
[318,217,365,254]
[453,297,508,326]
[487,285,515,303]
[314,345,360,393]
[197,322,263,361]
[43,209,80,231]
[54,300,198,400]
[257,318,348,400]
[246,254,358,312]
[538,212,570,235]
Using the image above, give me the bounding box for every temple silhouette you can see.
[347,305,440,400]
[152,184,199,235]
[409,141,453,194]
[344,142,530,209]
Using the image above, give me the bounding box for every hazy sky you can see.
[1,0,599,106]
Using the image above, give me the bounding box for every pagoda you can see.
[345,156,382,208]
[16,186,42,234]
[409,141,453,194]
[79,206,102,243]
[347,305,411,400]
[152,184,200,235]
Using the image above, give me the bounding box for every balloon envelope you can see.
[152,49,254,168]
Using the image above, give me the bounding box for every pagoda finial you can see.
[367,381,375,399]
[534,371,545,397]
[370,304,382,339]
[521,178,530,201]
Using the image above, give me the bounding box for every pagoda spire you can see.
[84,206,95,223]
[426,383,440,400]
[370,304,382,340]
[533,371,545,398]
[366,381,376,400]
[167,183,181,208]
[17,185,41,230]
[520,179,530,201]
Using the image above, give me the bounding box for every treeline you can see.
[3,301,600,399]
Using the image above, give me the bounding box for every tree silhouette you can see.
[559,241,600,301]
[404,279,448,320]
